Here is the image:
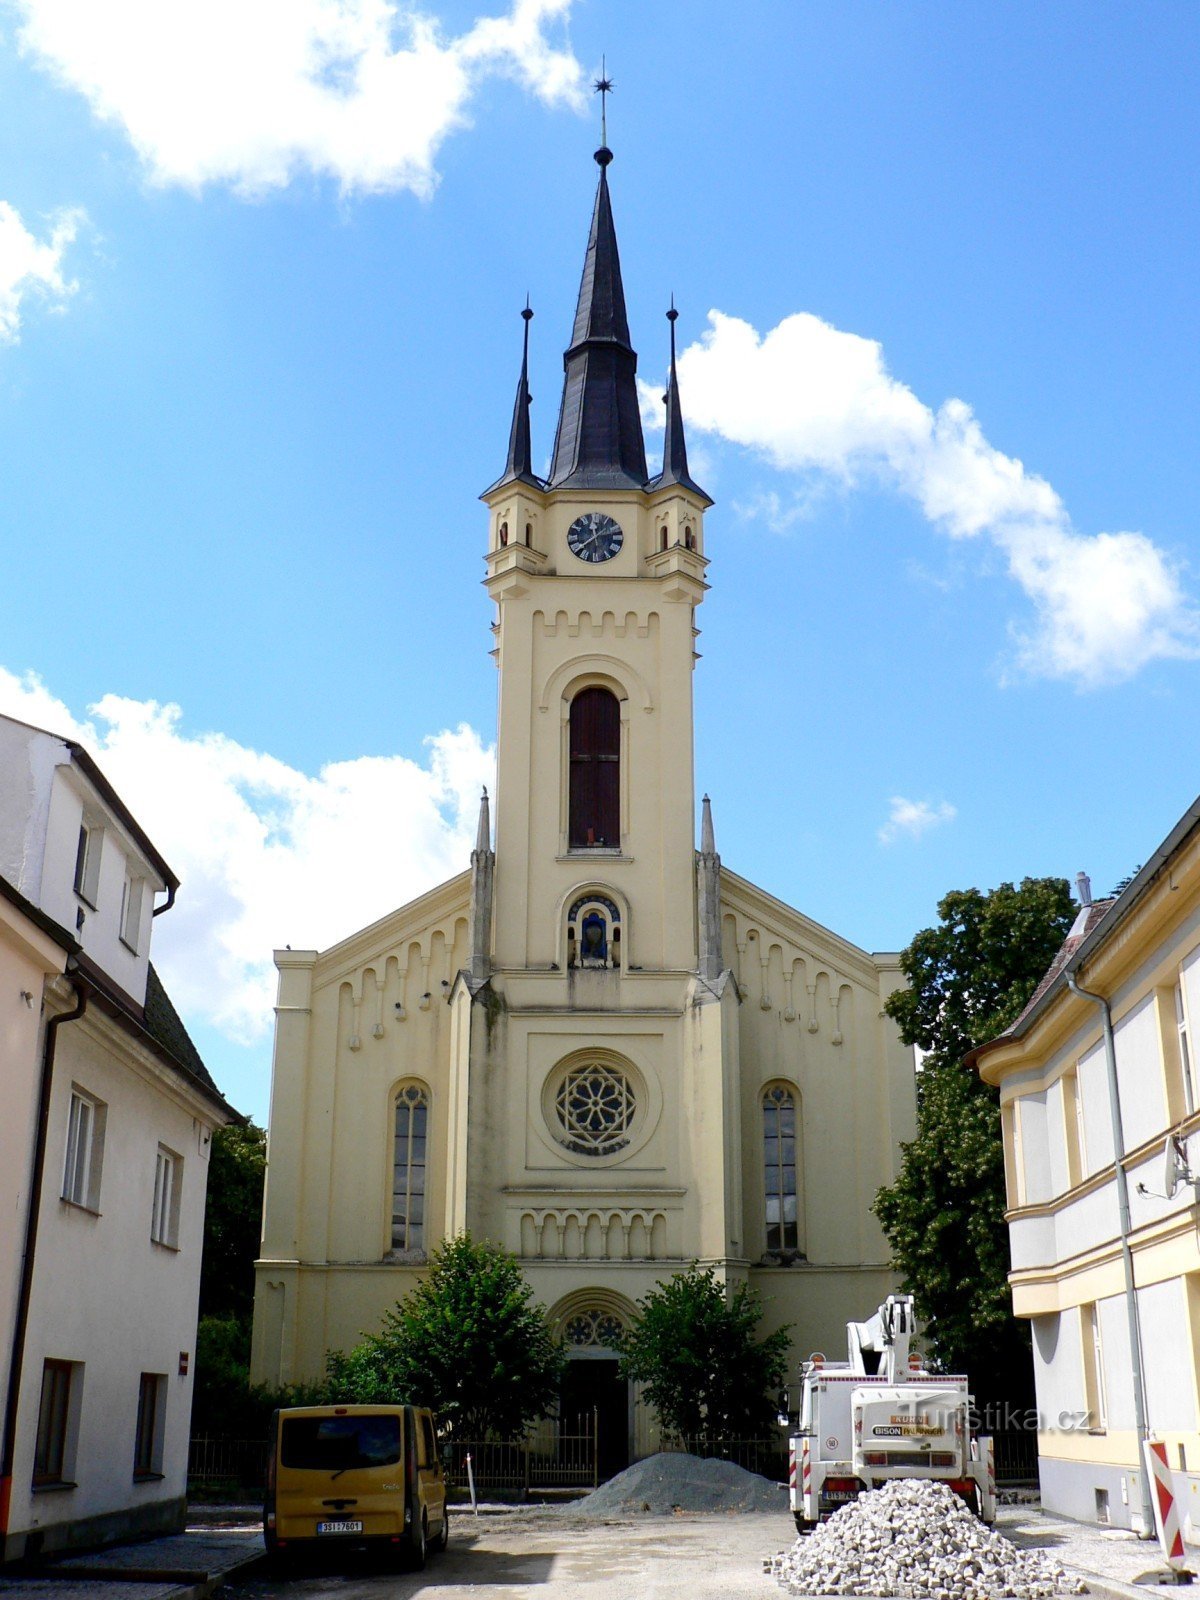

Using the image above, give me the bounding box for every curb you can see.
[162,1549,269,1599]
[1068,1564,1196,1600]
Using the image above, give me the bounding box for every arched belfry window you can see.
[569,687,620,849]
[566,894,621,970]
[762,1084,803,1260]
[391,1082,429,1256]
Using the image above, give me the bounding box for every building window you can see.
[1081,1302,1108,1432]
[62,1089,105,1211]
[33,1360,76,1486]
[568,687,620,849]
[120,870,145,953]
[134,1373,166,1479]
[554,1062,635,1156]
[151,1146,182,1246]
[73,822,102,907]
[391,1084,429,1254]
[566,894,621,970]
[763,1084,801,1256]
[1062,1069,1087,1188]
[1176,980,1196,1116]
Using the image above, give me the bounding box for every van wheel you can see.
[407,1513,428,1570]
[433,1508,450,1552]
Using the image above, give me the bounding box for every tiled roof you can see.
[142,962,235,1116]
[1002,899,1116,1039]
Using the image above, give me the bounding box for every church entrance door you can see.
[560,1356,629,1481]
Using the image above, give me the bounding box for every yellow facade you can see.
[251,149,915,1465]
[977,808,1200,1534]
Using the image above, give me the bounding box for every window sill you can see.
[74,892,97,912]
[557,852,633,864]
[59,1197,101,1219]
[133,1471,165,1484]
[32,1479,77,1494]
[151,1237,180,1253]
[119,936,140,955]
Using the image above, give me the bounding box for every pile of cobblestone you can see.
[573,1452,784,1516]
[770,1480,1088,1598]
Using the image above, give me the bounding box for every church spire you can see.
[697,793,723,981]
[647,302,711,503]
[547,145,648,490]
[489,303,542,493]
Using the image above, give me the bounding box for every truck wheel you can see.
[794,1515,817,1536]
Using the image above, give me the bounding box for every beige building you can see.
[0,714,237,1561]
[975,797,1200,1538]
[251,144,916,1471]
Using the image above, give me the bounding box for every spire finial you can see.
[701,793,716,857]
[593,57,614,164]
[474,787,492,855]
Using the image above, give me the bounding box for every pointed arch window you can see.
[763,1084,801,1257]
[391,1083,429,1255]
[569,687,620,849]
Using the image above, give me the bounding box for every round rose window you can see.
[554,1061,636,1156]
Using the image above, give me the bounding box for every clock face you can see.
[567,511,624,563]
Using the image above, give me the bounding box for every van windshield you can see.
[280,1415,402,1472]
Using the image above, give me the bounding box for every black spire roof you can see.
[487,302,543,494]
[646,303,711,503]
[547,148,648,491]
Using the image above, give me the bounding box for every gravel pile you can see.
[770,1480,1088,1598]
[572,1452,785,1516]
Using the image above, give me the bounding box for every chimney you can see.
[1076,871,1092,908]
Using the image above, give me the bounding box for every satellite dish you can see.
[1165,1133,1189,1200]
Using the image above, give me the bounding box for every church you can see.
[250,135,917,1472]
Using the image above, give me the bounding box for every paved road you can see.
[220,1507,796,1600]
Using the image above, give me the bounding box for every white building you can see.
[0,713,237,1563]
[974,796,1200,1538]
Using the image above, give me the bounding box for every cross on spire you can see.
[594,58,613,151]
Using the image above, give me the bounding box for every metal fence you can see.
[189,1435,266,1497]
[660,1436,790,1482]
[991,1429,1039,1485]
[443,1424,599,1494]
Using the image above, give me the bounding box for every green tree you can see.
[873,877,1074,1406]
[323,1234,564,1440]
[199,1121,267,1321]
[615,1265,791,1446]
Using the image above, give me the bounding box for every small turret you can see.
[468,787,494,987]
[647,302,711,504]
[697,793,723,981]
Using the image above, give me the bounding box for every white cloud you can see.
[12,0,584,197]
[0,200,83,341]
[0,667,494,1042]
[878,795,957,846]
[670,309,1199,688]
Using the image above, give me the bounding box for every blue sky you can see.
[2,1,1198,1123]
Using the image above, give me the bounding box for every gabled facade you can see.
[252,144,915,1472]
[0,713,237,1563]
[975,798,1200,1537]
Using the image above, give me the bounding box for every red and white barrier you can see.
[1142,1440,1187,1569]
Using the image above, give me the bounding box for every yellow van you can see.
[263,1403,448,1567]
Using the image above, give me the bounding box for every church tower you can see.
[480,139,712,980]
[252,130,915,1482]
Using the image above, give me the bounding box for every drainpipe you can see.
[1066,970,1154,1536]
[0,973,88,1540]
[152,883,176,918]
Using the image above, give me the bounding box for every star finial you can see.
[593,56,614,152]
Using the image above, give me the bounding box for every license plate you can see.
[822,1492,856,1502]
[316,1520,364,1535]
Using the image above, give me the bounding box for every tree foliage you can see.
[199,1121,267,1321]
[323,1234,564,1440]
[615,1265,791,1445]
[873,878,1074,1405]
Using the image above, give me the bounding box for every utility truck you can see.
[785,1294,995,1531]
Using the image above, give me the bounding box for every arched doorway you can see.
[554,1298,633,1481]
